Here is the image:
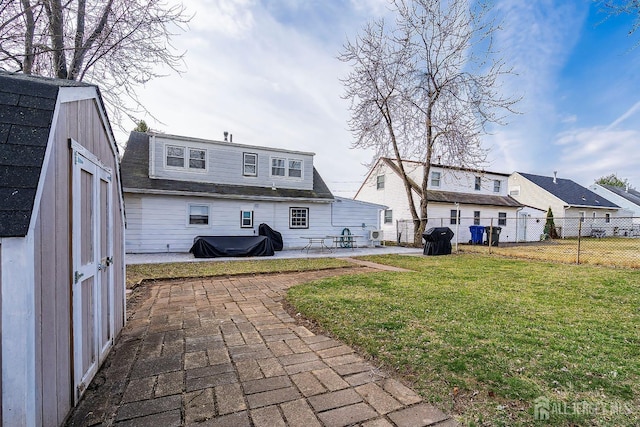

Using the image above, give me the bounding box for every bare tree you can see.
[340,0,518,244]
[0,0,190,128]
[598,1,640,46]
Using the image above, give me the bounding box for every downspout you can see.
[454,202,460,252]
[563,206,569,239]
[515,206,523,242]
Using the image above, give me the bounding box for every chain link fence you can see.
[395,216,640,268]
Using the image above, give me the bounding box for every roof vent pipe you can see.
[553,171,557,184]
[230,134,233,143]
[223,131,228,141]
[626,183,630,192]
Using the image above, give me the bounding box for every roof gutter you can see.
[122,187,334,203]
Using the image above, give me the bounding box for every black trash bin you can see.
[422,227,454,256]
[484,226,502,246]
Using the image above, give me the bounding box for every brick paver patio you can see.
[65,267,458,426]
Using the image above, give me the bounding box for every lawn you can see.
[126,257,352,287]
[286,254,640,426]
[460,237,640,269]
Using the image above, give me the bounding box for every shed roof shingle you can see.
[0,72,61,237]
[120,132,334,201]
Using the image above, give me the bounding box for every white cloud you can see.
[554,126,640,186]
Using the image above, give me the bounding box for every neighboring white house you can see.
[0,72,126,426]
[354,158,523,244]
[121,131,385,252]
[589,183,640,223]
[508,172,623,237]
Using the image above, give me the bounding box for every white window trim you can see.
[493,180,501,193]
[241,210,254,228]
[243,152,258,177]
[376,175,385,190]
[384,209,393,224]
[474,176,482,191]
[498,212,507,226]
[431,171,441,187]
[187,203,210,227]
[270,156,304,179]
[289,207,309,229]
[165,143,208,173]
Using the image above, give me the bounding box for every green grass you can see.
[126,257,352,287]
[286,254,640,426]
[461,237,640,268]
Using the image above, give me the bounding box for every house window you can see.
[166,145,185,167]
[592,212,597,219]
[241,210,253,228]
[509,186,520,196]
[288,159,302,178]
[431,171,441,187]
[474,211,481,225]
[474,176,481,191]
[376,175,385,190]
[166,145,206,170]
[271,157,286,176]
[579,211,585,222]
[290,207,309,229]
[188,204,209,225]
[243,153,257,176]
[189,148,206,169]
[450,209,460,225]
[493,180,501,193]
[384,209,393,224]
[605,213,611,223]
[498,212,507,226]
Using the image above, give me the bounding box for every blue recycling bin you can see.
[469,225,484,245]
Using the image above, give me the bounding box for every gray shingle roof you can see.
[599,184,640,207]
[120,132,334,201]
[0,72,61,236]
[518,172,619,208]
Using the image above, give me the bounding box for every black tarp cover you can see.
[258,223,283,251]
[422,227,454,256]
[190,236,275,258]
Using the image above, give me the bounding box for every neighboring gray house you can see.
[589,183,640,223]
[0,72,126,426]
[509,172,621,237]
[121,131,385,252]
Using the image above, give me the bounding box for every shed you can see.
[0,72,126,426]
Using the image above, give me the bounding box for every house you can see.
[589,183,640,223]
[354,158,523,244]
[0,72,126,426]
[508,172,622,237]
[121,131,385,252]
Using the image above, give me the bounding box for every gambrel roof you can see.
[121,131,334,201]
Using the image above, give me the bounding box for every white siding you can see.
[125,194,383,252]
[589,184,640,222]
[149,135,314,191]
[355,161,520,242]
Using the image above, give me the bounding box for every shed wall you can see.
[32,98,125,426]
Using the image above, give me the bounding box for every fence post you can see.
[577,219,582,264]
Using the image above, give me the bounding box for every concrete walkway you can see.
[66,267,458,427]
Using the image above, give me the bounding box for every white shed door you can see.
[71,145,114,402]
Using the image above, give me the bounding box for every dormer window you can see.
[189,149,206,169]
[243,153,258,176]
[271,157,286,176]
[288,159,302,178]
[166,146,184,167]
[166,145,206,171]
[493,180,501,193]
[431,171,441,187]
[475,176,481,191]
[270,157,303,178]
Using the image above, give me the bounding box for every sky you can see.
[121,0,640,197]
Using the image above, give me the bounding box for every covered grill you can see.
[422,227,454,256]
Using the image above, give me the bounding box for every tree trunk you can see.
[44,0,68,78]
[21,0,35,74]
